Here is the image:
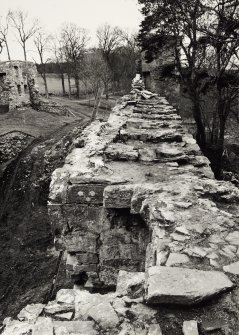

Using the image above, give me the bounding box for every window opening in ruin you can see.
[14,66,19,76]
[24,84,28,94]
[72,271,88,286]
[0,73,6,83]
[17,84,22,95]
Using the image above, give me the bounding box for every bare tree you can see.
[0,12,11,60]
[34,31,52,97]
[86,48,109,98]
[60,23,89,98]
[0,33,4,56]
[9,10,40,61]
[51,36,67,96]
[96,23,123,99]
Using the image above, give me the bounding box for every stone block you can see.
[148,324,163,335]
[104,184,134,208]
[120,128,182,143]
[145,266,233,305]
[56,289,76,304]
[183,321,199,335]
[17,303,44,322]
[67,253,98,266]
[48,204,66,235]
[44,301,74,316]
[104,143,139,161]
[63,205,107,233]
[223,261,239,275]
[67,184,106,204]
[57,232,98,253]
[166,253,190,267]
[116,270,145,298]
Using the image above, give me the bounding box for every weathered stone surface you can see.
[74,290,119,329]
[118,322,147,335]
[47,91,239,311]
[54,312,73,321]
[17,303,44,321]
[62,205,106,234]
[56,231,97,253]
[139,148,157,162]
[44,301,74,316]
[1,320,33,335]
[166,253,190,267]
[32,317,54,335]
[103,184,134,208]
[183,321,199,335]
[129,303,157,323]
[56,289,76,304]
[145,266,233,305]
[105,143,139,161]
[223,261,239,275]
[225,231,239,245]
[111,297,128,317]
[116,270,145,298]
[201,319,227,332]
[120,128,182,143]
[53,321,97,335]
[148,324,163,335]
[67,184,105,204]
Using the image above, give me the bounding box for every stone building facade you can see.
[0,60,39,113]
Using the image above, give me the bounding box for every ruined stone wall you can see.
[48,91,239,293]
[0,61,39,112]
[141,48,180,109]
[2,91,239,335]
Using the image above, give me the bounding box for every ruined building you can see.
[141,39,180,109]
[0,60,40,113]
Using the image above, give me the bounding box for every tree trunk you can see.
[191,97,206,148]
[5,40,11,61]
[105,81,109,100]
[61,73,66,96]
[75,75,80,99]
[91,87,104,121]
[67,73,71,98]
[23,43,27,61]
[43,73,49,98]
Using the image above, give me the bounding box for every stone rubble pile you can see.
[0,131,33,165]
[3,89,239,334]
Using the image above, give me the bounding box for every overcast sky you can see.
[1,0,142,61]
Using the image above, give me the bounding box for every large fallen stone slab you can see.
[17,303,44,321]
[145,266,233,305]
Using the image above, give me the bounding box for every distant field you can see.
[37,73,90,96]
